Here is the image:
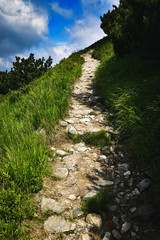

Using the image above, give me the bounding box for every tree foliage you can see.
[100,0,160,57]
[0,54,52,94]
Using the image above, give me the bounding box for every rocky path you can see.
[30,51,156,240]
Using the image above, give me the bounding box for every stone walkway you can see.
[30,51,156,240]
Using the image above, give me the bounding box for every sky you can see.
[0,0,119,71]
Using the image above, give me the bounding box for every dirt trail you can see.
[29,51,157,240]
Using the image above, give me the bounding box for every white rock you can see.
[56,150,67,156]
[72,208,83,218]
[102,232,111,240]
[89,128,102,133]
[77,147,90,152]
[128,177,133,187]
[110,146,114,152]
[59,120,67,127]
[41,198,66,214]
[68,126,77,135]
[66,119,75,124]
[83,189,99,200]
[137,178,151,192]
[94,180,114,187]
[121,222,131,234]
[132,188,140,196]
[54,168,69,179]
[80,234,91,240]
[51,147,56,151]
[86,213,102,228]
[98,155,107,161]
[124,171,131,177]
[118,163,129,171]
[130,207,137,213]
[80,118,90,124]
[113,216,119,226]
[68,194,76,200]
[44,216,76,233]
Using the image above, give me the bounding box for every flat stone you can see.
[124,171,131,177]
[54,168,69,179]
[121,222,131,234]
[72,208,83,218]
[59,120,68,127]
[113,216,119,226]
[80,118,90,124]
[77,147,90,152]
[133,204,155,220]
[89,128,102,133]
[94,180,114,187]
[102,232,111,240]
[80,234,91,240]
[112,229,122,240]
[66,119,75,124]
[137,179,151,192]
[83,189,99,200]
[128,177,133,187]
[118,163,129,171]
[68,126,78,135]
[44,216,76,233]
[97,155,107,161]
[41,198,66,214]
[68,194,76,200]
[63,154,81,170]
[132,188,140,196]
[56,150,67,156]
[51,147,56,151]
[130,207,137,213]
[86,213,102,228]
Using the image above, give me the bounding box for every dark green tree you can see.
[0,54,52,94]
[100,0,160,57]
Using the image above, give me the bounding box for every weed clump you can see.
[70,130,110,148]
[81,189,110,215]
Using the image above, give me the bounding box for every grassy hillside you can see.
[92,38,160,205]
[0,52,84,239]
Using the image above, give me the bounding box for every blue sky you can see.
[0,0,119,71]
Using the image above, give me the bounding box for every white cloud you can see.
[66,15,105,50]
[81,0,119,13]
[52,2,73,18]
[0,0,48,58]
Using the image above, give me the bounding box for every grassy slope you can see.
[0,52,84,239]
[92,38,160,203]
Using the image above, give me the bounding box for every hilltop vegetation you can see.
[0,54,52,95]
[93,0,160,207]
[100,0,160,58]
[0,52,84,239]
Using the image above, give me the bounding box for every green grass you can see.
[70,130,110,148]
[81,189,110,215]
[92,37,114,62]
[0,52,84,239]
[93,38,160,205]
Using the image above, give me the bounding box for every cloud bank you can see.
[0,0,120,71]
[0,0,48,60]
